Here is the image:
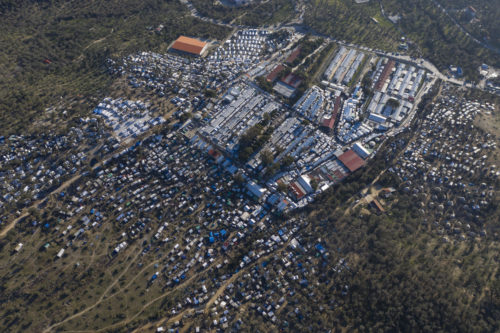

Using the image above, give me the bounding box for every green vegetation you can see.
[310,178,318,191]
[361,71,373,95]
[255,75,274,93]
[204,89,217,98]
[263,161,281,179]
[437,0,500,50]
[257,36,326,98]
[305,0,500,80]
[190,0,294,26]
[381,0,499,80]
[268,29,289,41]
[287,37,324,67]
[260,149,274,166]
[0,1,499,332]
[0,0,230,135]
[179,112,193,123]
[299,42,338,85]
[386,98,400,109]
[298,194,500,331]
[280,155,294,169]
[305,0,400,51]
[291,42,336,90]
[237,122,273,162]
[277,181,288,193]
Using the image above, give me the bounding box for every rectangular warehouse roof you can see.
[338,149,365,172]
[320,96,342,130]
[171,36,208,56]
[266,65,285,82]
[285,47,301,64]
[281,73,303,89]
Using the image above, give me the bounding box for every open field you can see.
[474,105,500,165]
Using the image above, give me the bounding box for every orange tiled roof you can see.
[171,36,207,55]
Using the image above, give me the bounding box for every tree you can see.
[361,74,373,95]
[310,178,319,191]
[179,112,192,123]
[233,172,245,185]
[255,76,273,93]
[264,162,280,179]
[239,146,254,162]
[263,112,272,125]
[386,98,400,109]
[281,155,294,169]
[277,182,288,193]
[204,89,217,98]
[260,149,274,166]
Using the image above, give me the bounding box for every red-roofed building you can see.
[289,182,306,200]
[320,96,342,131]
[338,150,365,172]
[320,117,334,129]
[266,65,285,82]
[208,149,224,163]
[375,60,395,91]
[281,73,303,89]
[170,36,208,56]
[285,47,301,64]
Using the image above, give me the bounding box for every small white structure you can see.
[15,243,23,252]
[246,181,267,199]
[369,113,387,123]
[352,142,371,159]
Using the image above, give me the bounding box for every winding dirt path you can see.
[42,248,142,333]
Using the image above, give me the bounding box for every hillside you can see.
[304,0,500,80]
[0,0,230,136]
[436,0,500,50]
[0,1,499,332]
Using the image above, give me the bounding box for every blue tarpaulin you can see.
[315,244,324,251]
